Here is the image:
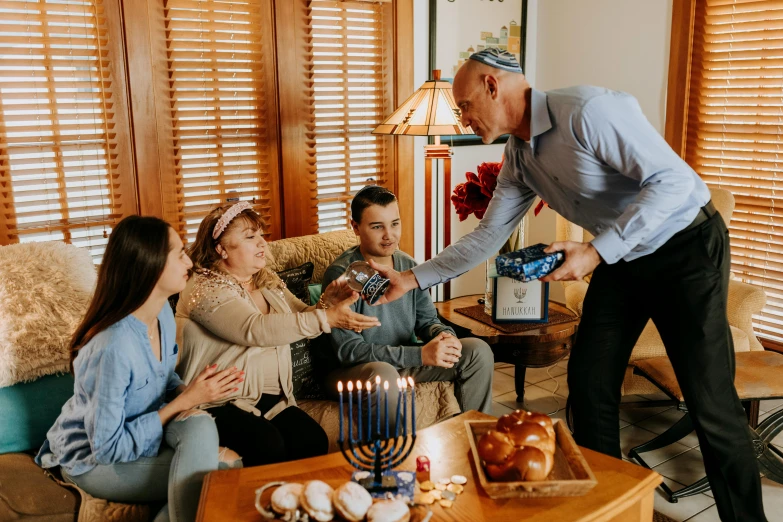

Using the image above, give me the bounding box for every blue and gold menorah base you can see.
[339,433,417,494]
[351,470,416,499]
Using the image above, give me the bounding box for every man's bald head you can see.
[452,58,530,144]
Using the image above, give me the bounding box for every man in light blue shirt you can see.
[372,49,765,522]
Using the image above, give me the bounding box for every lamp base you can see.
[423,144,452,159]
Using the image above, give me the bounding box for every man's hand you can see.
[421,332,462,368]
[540,241,602,282]
[367,260,420,305]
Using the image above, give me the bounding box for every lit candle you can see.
[366,380,372,442]
[383,381,389,439]
[375,375,381,436]
[394,378,402,438]
[347,380,354,442]
[356,380,363,442]
[384,380,389,439]
[337,381,344,443]
[408,376,416,437]
[401,377,408,437]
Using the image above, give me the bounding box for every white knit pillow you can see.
[0,242,96,387]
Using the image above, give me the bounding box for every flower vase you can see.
[484,256,496,316]
[485,218,526,317]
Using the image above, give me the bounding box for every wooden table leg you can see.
[515,364,526,403]
[744,400,760,429]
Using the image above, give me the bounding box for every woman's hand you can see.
[159,365,243,425]
[178,365,244,410]
[320,278,356,308]
[324,293,382,333]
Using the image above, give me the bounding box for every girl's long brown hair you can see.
[188,204,280,289]
[70,216,172,372]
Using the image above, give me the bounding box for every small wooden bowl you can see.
[465,419,597,498]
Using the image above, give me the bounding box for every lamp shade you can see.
[373,71,474,137]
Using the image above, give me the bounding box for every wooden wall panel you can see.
[664,0,697,157]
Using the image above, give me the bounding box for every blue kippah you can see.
[468,48,523,74]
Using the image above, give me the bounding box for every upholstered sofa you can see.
[555,187,768,396]
[0,230,459,521]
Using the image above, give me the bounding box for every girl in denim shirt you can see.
[36,216,243,522]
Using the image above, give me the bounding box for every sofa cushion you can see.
[276,262,314,305]
[0,373,74,454]
[0,453,78,522]
[309,284,322,306]
[0,242,96,387]
[266,229,357,284]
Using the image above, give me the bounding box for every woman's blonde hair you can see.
[188,203,281,289]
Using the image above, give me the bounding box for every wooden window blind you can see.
[685,0,783,341]
[0,0,134,262]
[162,0,279,242]
[306,0,392,233]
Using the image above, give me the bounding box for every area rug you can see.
[653,511,678,522]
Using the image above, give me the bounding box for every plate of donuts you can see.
[254,479,433,522]
[466,409,597,498]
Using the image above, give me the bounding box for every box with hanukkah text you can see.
[494,243,565,282]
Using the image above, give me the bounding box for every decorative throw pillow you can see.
[276,262,324,399]
[308,283,323,306]
[290,339,325,400]
[0,242,96,387]
[276,262,315,304]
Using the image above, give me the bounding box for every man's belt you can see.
[677,200,718,236]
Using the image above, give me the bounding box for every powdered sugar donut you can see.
[332,481,373,522]
[270,483,303,515]
[300,480,335,522]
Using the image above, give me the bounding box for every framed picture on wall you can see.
[492,278,549,323]
[429,0,528,147]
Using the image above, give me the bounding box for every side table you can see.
[434,294,579,403]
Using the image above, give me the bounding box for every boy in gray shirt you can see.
[321,186,494,418]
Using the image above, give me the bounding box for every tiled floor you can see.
[490,362,783,521]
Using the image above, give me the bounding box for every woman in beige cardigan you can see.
[176,202,380,466]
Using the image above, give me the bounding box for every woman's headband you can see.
[212,201,252,240]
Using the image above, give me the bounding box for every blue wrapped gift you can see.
[495,243,565,282]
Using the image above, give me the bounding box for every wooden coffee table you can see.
[435,295,579,403]
[197,411,661,522]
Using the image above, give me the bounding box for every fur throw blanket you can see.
[0,242,96,387]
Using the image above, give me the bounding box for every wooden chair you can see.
[629,351,783,502]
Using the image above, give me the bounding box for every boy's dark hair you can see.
[351,185,397,223]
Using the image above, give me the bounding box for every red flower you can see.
[451,159,504,221]
[476,161,502,198]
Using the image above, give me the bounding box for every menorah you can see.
[514,287,527,303]
[337,376,417,492]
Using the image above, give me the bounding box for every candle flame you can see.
[401,377,408,389]
[396,378,401,387]
[347,380,354,392]
[337,381,343,392]
[357,380,362,390]
[407,376,414,387]
[366,380,372,390]
[383,380,389,390]
[375,375,381,385]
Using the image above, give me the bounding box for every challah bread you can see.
[478,409,556,481]
[504,420,556,456]
[476,429,516,464]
